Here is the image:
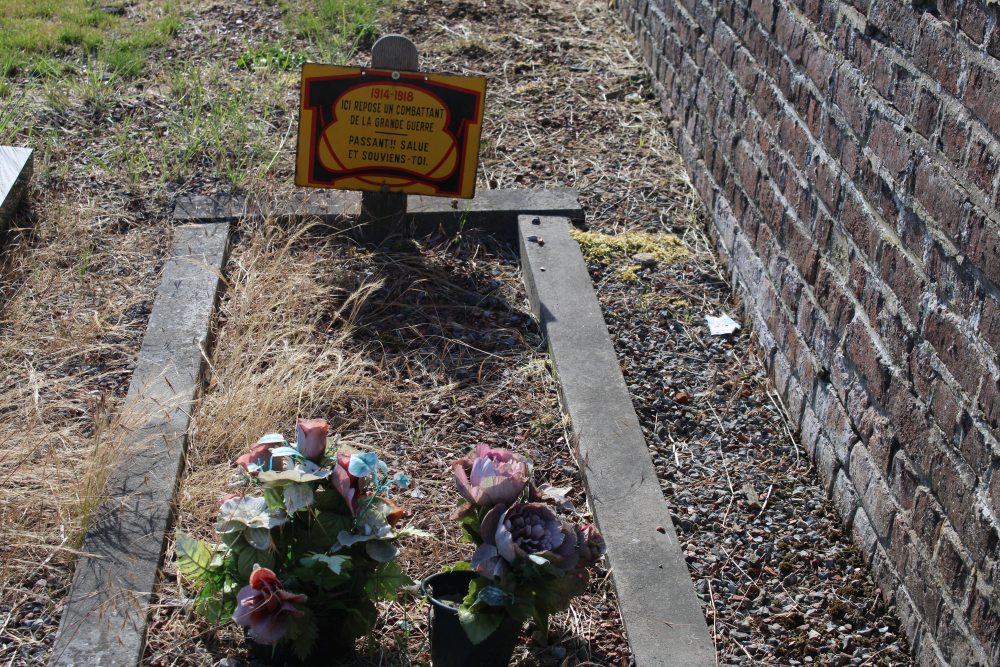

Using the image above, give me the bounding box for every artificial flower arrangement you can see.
[446,444,607,644]
[176,418,425,662]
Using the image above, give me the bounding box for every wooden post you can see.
[359,34,419,241]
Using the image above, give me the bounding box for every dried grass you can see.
[0,186,169,663]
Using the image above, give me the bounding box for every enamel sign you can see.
[296,64,487,199]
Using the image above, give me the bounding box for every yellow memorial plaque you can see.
[296,64,487,199]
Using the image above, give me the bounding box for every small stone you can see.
[631,252,657,267]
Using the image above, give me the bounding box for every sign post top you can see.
[371,34,418,71]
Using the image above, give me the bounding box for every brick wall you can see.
[617,0,1000,664]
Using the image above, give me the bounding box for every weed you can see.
[0,90,26,144]
[236,42,307,71]
[284,0,392,63]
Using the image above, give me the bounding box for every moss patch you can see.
[570,228,688,266]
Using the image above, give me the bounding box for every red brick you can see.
[933,527,972,597]
[868,0,920,52]
[879,243,926,326]
[749,0,776,31]
[910,341,938,404]
[803,37,836,91]
[839,131,861,176]
[990,466,1000,518]
[877,310,915,371]
[958,0,989,44]
[967,136,1000,198]
[870,47,895,99]
[965,213,1000,288]
[938,111,969,166]
[922,308,985,396]
[978,374,1000,428]
[888,379,931,465]
[958,422,992,477]
[965,62,1000,137]
[911,486,945,546]
[785,217,819,283]
[815,267,854,332]
[967,588,1000,659]
[851,444,898,540]
[979,294,1000,357]
[834,67,870,138]
[928,380,961,439]
[810,156,842,213]
[840,190,878,259]
[930,452,978,542]
[779,114,810,169]
[911,86,940,139]
[913,16,965,95]
[774,5,806,64]
[845,321,891,402]
[914,159,966,243]
[867,114,913,176]
[989,20,1000,60]
[889,450,920,510]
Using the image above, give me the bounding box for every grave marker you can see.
[295,35,486,237]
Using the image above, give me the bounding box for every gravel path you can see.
[585,245,913,666]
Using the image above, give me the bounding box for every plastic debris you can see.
[705,313,740,336]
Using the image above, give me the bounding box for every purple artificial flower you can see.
[471,503,582,577]
[233,567,307,644]
[452,444,530,508]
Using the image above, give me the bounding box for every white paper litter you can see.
[705,313,741,336]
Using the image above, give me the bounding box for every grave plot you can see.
[141,220,630,666]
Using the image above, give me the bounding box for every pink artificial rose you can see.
[232,567,307,645]
[328,453,404,525]
[330,453,361,513]
[452,444,530,507]
[296,418,328,460]
[236,438,285,476]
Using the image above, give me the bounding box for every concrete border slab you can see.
[50,222,231,667]
[0,146,32,237]
[173,188,582,242]
[518,215,714,667]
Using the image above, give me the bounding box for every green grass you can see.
[0,0,179,77]
[283,0,392,63]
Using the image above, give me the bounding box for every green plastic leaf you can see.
[364,562,413,600]
[285,608,318,662]
[237,545,275,579]
[194,593,225,623]
[258,465,327,486]
[244,527,272,550]
[457,607,504,645]
[283,482,314,514]
[300,554,350,574]
[365,539,399,562]
[175,532,214,582]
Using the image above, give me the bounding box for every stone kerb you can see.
[50,222,230,667]
[518,215,715,667]
[0,145,32,239]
